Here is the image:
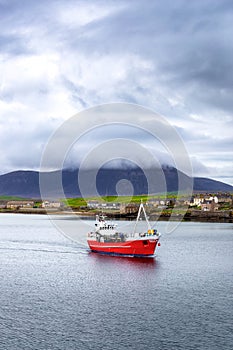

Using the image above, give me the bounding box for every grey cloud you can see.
[53,0,233,115]
[0,0,232,184]
[0,34,29,55]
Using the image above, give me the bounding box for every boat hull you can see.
[87,238,159,257]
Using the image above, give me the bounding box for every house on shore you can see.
[200,199,219,211]
[41,201,62,208]
[7,201,35,209]
[120,203,139,214]
[87,200,100,209]
[87,201,121,210]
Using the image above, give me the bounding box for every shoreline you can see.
[0,208,232,223]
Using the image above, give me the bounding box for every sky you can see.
[0,0,232,185]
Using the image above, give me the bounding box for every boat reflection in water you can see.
[88,251,158,268]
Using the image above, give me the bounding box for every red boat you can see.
[87,202,161,257]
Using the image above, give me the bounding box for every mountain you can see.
[0,167,232,198]
[0,171,40,198]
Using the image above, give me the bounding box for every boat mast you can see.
[133,200,151,234]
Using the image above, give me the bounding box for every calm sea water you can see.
[0,214,232,350]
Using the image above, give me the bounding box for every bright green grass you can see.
[64,193,182,208]
[0,195,27,201]
[63,197,87,208]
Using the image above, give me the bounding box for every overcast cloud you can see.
[0,0,232,184]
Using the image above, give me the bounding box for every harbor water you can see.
[0,214,232,350]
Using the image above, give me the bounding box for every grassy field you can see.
[0,195,27,201]
[0,194,175,208]
[0,193,187,210]
[64,193,181,208]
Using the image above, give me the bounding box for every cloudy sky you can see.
[0,0,232,185]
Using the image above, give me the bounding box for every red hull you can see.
[87,238,159,256]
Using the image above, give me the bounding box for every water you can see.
[0,214,232,350]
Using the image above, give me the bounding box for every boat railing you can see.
[127,229,159,238]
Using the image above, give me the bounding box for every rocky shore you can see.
[150,210,233,222]
[1,207,232,223]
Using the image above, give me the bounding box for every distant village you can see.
[0,192,232,222]
[84,193,233,213]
